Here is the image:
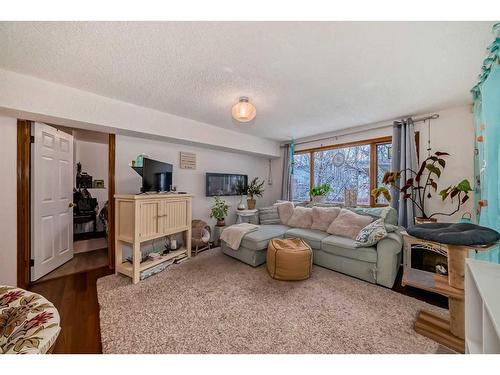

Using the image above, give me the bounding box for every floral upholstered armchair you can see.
[0,286,60,354]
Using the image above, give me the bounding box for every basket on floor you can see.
[191,219,211,255]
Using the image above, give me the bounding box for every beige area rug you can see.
[97,248,445,354]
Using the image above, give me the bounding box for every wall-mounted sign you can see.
[180,152,196,169]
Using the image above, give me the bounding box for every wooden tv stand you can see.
[114,193,193,283]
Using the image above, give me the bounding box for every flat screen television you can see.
[141,158,173,193]
[206,173,247,197]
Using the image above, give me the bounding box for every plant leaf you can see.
[437,158,446,168]
[403,193,412,199]
[435,151,450,156]
[462,194,469,204]
[456,179,472,192]
[426,164,441,178]
[415,162,426,182]
[450,188,459,199]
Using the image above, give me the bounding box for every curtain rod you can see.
[283,113,439,147]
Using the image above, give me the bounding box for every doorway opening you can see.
[17,120,115,287]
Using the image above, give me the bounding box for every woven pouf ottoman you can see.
[266,238,313,281]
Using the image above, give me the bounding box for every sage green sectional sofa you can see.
[221,207,403,288]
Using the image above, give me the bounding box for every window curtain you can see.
[470,23,500,263]
[391,118,421,228]
[281,141,295,201]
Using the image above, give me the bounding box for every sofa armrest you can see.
[375,232,403,288]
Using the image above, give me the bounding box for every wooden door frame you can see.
[16,120,116,288]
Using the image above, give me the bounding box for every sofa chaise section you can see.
[221,224,290,267]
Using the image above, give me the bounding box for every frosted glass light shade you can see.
[232,97,256,122]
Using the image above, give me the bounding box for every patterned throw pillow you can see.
[258,206,281,225]
[355,218,388,247]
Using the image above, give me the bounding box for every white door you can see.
[31,122,74,281]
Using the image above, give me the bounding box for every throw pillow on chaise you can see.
[327,208,373,240]
[258,206,281,225]
[310,206,341,232]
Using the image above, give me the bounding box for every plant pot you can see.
[414,217,437,225]
[311,195,326,204]
[247,198,256,210]
[216,219,226,227]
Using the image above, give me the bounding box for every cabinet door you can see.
[164,199,188,232]
[138,200,162,239]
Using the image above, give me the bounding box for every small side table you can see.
[236,209,258,224]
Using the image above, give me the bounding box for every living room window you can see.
[292,136,392,207]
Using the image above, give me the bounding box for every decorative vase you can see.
[311,195,326,204]
[414,217,438,225]
[247,198,256,210]
[237,196,246,210]
[216,218,226,227]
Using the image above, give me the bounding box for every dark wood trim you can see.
[296,135,392,154]
[298,135,392,207]
[108,134,116,269]
[369,143,377,206]
[17,120,31,289]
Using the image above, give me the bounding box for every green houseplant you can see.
[246,177,265,210]
[310,183,333,203]
[235,179,248,210]
[210,196,230,226]
[371,151,472,223]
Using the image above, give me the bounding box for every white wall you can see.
[293,105,475,222]
[116,135,282,227]
[0,116,18,285]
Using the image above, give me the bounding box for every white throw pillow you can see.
[327,209,373,240]
[275,201,294,225]
[286,207,313,229]
[355,218,388,247]
[311,206,341,232]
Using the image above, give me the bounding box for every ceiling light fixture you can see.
[232,96,256,123]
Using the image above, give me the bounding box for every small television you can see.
[133,158,173,193]
[206,173,247,197]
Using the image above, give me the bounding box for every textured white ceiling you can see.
[0,22,493,141]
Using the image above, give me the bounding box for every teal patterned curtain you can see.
[470,23,500,263]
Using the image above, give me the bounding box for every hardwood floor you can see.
[29,266,113,354]
[36,248,109,283]
[28,264,447,354]
[392,266,449,309]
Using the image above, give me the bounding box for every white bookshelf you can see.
[465,258,500,354]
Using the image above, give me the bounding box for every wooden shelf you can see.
[119,248,187,273]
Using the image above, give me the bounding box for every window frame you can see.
[294,136,392,207]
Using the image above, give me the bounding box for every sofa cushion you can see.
[321,235,377,263]
[258,206,281,225]
[348,206,398,226]
[327,209,373,239]
[311,206,341,231]
[240,224,290,251]
[284,228,330,249]
[287,207,313,229]
[276,201,294,225]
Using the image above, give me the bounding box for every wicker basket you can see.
[191,219,211,255]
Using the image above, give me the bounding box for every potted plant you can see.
[371,151,472,224]
[310,183,333,204]
[210,196,230,226]
[246,177,265,210]
[235,179,247,210]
